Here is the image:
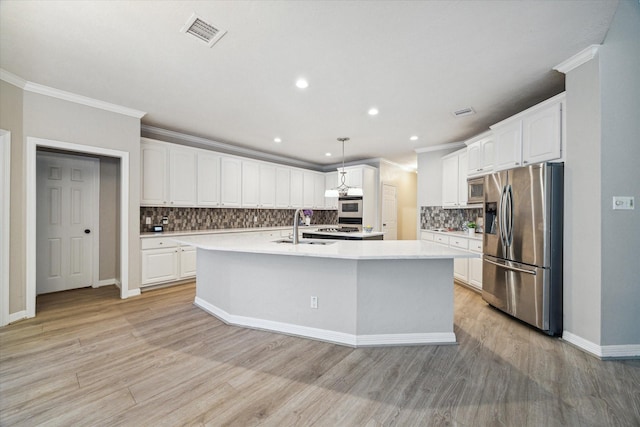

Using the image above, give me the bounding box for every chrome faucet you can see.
[292,208,308,245]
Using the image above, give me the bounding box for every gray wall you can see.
[1,83,141,315]
[416,147,460,208]
[564,55,602,345]
[99,156,120,281]
[598,0,640,346]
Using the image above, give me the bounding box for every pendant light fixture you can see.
[325,137,364,197]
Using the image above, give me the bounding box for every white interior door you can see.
[36,152,98,294]
[382,184,398,240]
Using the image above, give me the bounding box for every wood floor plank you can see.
[1,282,639,426]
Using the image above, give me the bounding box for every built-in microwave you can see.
[338,196,363,222]
[467,177,485,204]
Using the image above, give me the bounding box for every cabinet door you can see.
[480,138,494,172]
[275,167,291,208]
[179,246,197,279]
[313,173,325,209]
[141,247,179,285]
[441,154,459,207]
[241,161,260,207]
[493,121,523,171]
[141,142,168,205]
[344,167,363,188]
[197,152,220,207]
[259,164,276,208]
[169,147,197,206]
[454,258,469,282]
[467,142,482,175]
[457,151,468,206]
[468,256,483,290]
[324,172,338,209]
[303,171,315,207]
[290,169,304,208]
[522,102,562,165]
[220,157,242,207]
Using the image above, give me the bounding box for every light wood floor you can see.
[1,282,639,426]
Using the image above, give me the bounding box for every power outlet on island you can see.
[310,296,318,309]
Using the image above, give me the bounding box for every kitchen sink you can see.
[273,239,335,245]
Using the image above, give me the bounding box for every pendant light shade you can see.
[325,137,363,198]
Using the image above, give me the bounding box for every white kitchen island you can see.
[173,234,476,347]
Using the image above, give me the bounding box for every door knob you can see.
[84,229,91,234]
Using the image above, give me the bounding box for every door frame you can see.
[26,136,131,318]
[36,150,100,294]
[0,130,10,326]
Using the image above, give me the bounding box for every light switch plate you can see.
[612,196,634,210]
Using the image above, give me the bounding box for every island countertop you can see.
[173,234,476,261]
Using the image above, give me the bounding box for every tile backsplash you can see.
[140,207,338,232]
[420,206,483,231]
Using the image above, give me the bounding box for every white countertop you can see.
[172,234,476,261]
[140,225,326,239]
[302,230,385,239]
[421,229,483,241]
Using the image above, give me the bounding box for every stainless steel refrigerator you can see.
[482,162,563,335]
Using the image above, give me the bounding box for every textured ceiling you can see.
[0,0,618,168]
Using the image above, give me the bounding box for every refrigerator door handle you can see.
[506,184,514,246]
[484,258,537,275]
[499,185,507,248]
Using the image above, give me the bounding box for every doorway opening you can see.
[26,137,132,318]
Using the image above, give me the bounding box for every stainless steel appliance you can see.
[467,177,485,204]
[482,162,563,335]
[338,196,363,229]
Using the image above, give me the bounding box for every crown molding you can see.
[414,141,466,154]
[0,69,146,119]
[141,125,322,170]
[553,44,601,74]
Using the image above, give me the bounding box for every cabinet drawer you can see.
[420,231,435,241]
[434,235,449,245]
[469,239,483,253]
[449,237,469,250]
[141,237,179,250]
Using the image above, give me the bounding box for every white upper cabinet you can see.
[258,164,276,208]
[457,150,468,206]
[491,93,564,172]
[313,173,326,209]
[466,132,494,177]
[289,169,304,208]
[141,140,168,205]
[275,167,291,208]
[241,160,260,207]
[303,171,315,207]
[441,152,460,207]
[324,171,338,209]
[220,156,242,207]
[197,152,221,207]
[141,138,196,207]
[168,146,197,206]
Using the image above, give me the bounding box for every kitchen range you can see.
[303,196,384,240]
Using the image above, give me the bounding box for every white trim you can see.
[9,310,27,324]
[26,137,132,321]
[0,69,146,119]
[94,278,118,288]
[553,44,601,74]
[414,141,466,154]
[563,331,640,359]
[0,130,10,327]
[195,297,457,347]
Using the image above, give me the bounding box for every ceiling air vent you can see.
[181,13,227,48]
[452,107,476,118]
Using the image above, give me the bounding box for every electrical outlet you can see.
[254,216,258,223]
[145,217,151,225]
[162,216,169,225]
[310,296,318,309]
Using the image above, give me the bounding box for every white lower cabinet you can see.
[420,231,482,291]
[141,237,196,287]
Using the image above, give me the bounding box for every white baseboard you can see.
[194,297,457,348]
[563,331,640,359]
[94,278,118,288]
[126,288,141,298]
[8,310,29,324]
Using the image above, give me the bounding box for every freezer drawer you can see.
[482,255,560,335]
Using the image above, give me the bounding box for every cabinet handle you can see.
[523,161,528,164]
[159,242,163,245]
[514,162,519,166]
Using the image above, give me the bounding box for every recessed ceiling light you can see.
[295,78,309,89]
[410,135,419,141]
[325,152,332,157]
[368,108,379,116]
[274,137,282,143]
